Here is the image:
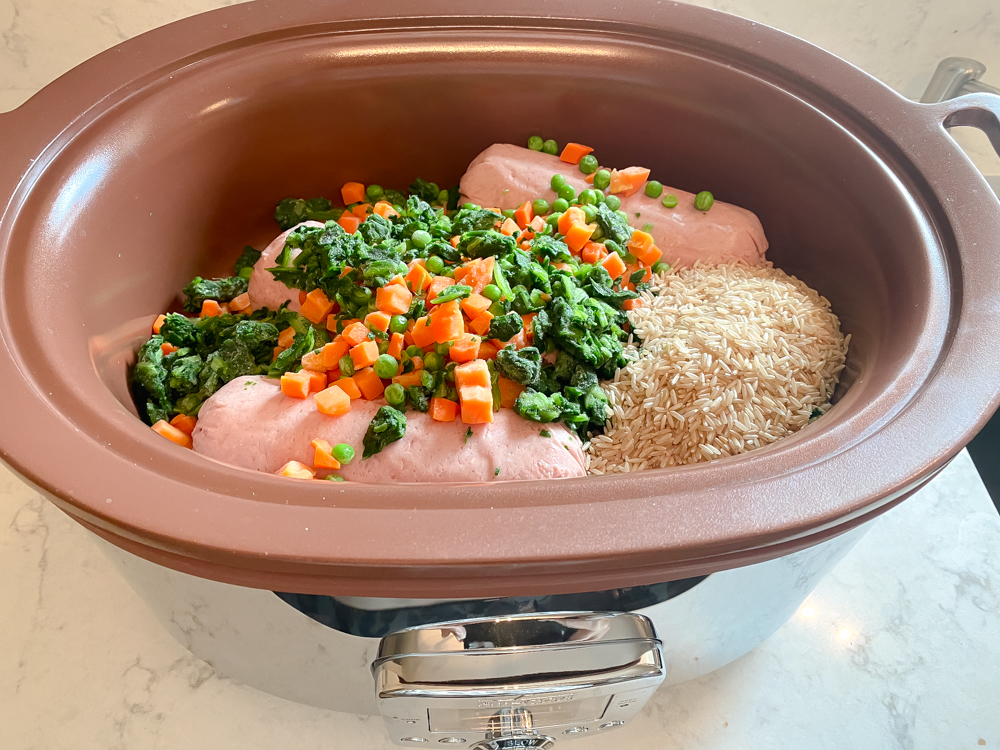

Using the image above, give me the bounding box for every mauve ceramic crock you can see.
[1,0,999,598]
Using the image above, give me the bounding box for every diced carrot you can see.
[410,316,436,347]
[278,326,296,348]
[376,284,413,315]
[160,342,178,356]
[559,142,594,165]
[552,262,573,271]
[229,292,251,312]
[633,244,662,267]
[625,263,652,285]
[341,321,371,347]
[301,350,327,371]
[426,276,456,304]
[627,229,655,254]
[326,314,340,332]
[458,385,494,425]
[311,438,341,470]
[529,214,547,231]
[454,257,495,294]
[273,346,285,361]
[622,298,643,311]
[306,370,327,393]
[557,206,586,236]
[364,311,391,333]
[392,370,424,388]
[468,310,494,337]
[387,332,404,360]
[373,201,399,218]
[350,340,379,369]
[300,288,335,325]
[429,397,458,422]
[169,413,198,436]
[565,222,596,253]
[299,291,308,305]
[335,376,362,399]
[341,181,366,204]
[152,314,167,334]
[428,300,465,344]
[280,371,312,399]
[513,201,533,229]
[411,356,424,370]
[497,376,526,409]
[352,203,371,218]
[152,420,192,448]
[499,217,520,236]
[450,236,461,248]
[277,460,316,479]
[405,262,432,292]
[581,241,608,265]
[338,214,361,234]
[314,384,351,416]
[386,275,406,288]
[602,251,628,280]
[353,367,385,400]
[460,293,492,319]
[199,299,223,318]
[450,333,481,363]
[454,359,491,389]
[322,339,350,369]
[478,341,499,360]
[608,166,651,196]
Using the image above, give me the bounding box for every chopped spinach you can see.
[181,276,249,313]
[362,406,407,459]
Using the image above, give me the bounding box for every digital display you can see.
[428,695,612,732]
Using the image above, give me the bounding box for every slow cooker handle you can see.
[920,57,1000,159]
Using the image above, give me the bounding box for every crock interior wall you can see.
[6,29,935,436]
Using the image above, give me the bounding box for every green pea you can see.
[374,354,399,379]
[592,189,606,204]
[238,266,254,280]
[578,190,595,206]
[441,267,455,278]
[662,193,679,208]
[378,339,390,355]
[389,315,408,334]
[592,169,611,190]
[411,229,432,248]
[532,198,550,215]
[332,443,355,464]
[582,204,598,223]
[385,383,406,408]
[488,300,507,316]
[590,224,605,241]
[578,154,599,174]
[575,263,594,279]
[541,139,559,155]
[437,189,450,204]
[352,286,372,304]
[366,184,384,201]
[425,256,444,274]
[325,474,346,482]
[502,208,516,220]
[420,370,436,389]
[541,223,554,236]
[482,284,502,301]
[546,212,562,226]
[527,135,544,151]
[435,342,452,356]
[463,202,479,210]
[694,191,714,211]
[645,180,663,198]
[424,352,445,371]
[552,197,569,213]
[652,261,671,274]
[604,239,622,255]
[550,174,567,191]
[615,209,629,222]
[405,345,423,358]
[605,194,621,211]
[557,184,575,201]
[338,355,355,377]
[529,289,547,308]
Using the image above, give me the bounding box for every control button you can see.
[438,739,467,744]
[599,721,625,730]
[564,726,589,734]
[400,739,428,744]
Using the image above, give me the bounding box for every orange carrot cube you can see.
[376,284,413,315]
[500,217,520,236]
[322,339,350,369]
[277,461,316,479]
[513,201,533,229]
[627,229,655,254]
[497,376,526,409]
[565,222,596,253]
[152,314,167,334]
[454,359,491,390]
[410,316,436,348]
[429,397,458,422]
[160,342,178,356]
[199,299,223,318]
[405,263,432,292]
[335,376,362,399]
[300,288,335,325]
[169,413,198,436]
[306,370,327,393]
[559,142,594,165]
[341,181,365,204]
[373,201,399,218]
[392,370,424,388]
[449,333,481,363]
[351,203,371,218]
[468,311,494,337]
[310,438,342,469]
[338,214,361,234]
[557,206,586,236]
[458,385,494,424]
[314,385,352,416]
[280,371,312,399]
[152,420,192,448]
[353,367,385,400]
[602,251,628,280]
[229,292,251,312]
[341,321,370,347]
[426,276,455,304]
[386,332,405,360]
[460,293,492,319]
[364,311,391,333]
[301,350,327,372]
[278,326,296,348]
[350,340,379,369]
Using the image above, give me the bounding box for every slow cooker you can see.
[2,2,999,747]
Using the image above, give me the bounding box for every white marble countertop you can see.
[2,1,1000,748]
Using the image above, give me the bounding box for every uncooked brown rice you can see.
[586,263,849,473]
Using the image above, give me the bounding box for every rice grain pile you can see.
[586,263,849,473]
